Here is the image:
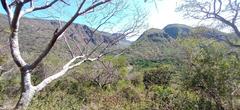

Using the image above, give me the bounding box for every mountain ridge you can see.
[0,14,131,56]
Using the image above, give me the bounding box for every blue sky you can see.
[0,0,195,27]
[0,0,198,40]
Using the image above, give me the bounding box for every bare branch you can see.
[59,0,70,6]
[30,0,112,70]
[0,0,13,22]
[224,36,240,47]
[178,0,240,39]
[21,0,59,16]
[35,56,86,92]
[57,15,75,58]
[78,0,111,15]
[29,10,78,69]
[231,1,240,24]
[35,53,103,92]
[0,0,147,109]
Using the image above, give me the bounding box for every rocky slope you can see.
[137,24,192,42]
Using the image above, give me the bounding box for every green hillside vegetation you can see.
[1,20,240,109]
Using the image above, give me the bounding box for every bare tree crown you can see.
[0,0,140,109]
[177,0,240,47]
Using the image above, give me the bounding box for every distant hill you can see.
[133,24,193,60]
[136,23,231,42]
[127,23,235,61]
[137,24,192,42]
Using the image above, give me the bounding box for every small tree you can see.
[0,0,145,109]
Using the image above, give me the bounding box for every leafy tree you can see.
[178,38,240,110]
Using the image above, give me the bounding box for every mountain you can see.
[136,23,232,43]
[0,14,131,57]
[128,23,235,61]
[0,14,134,79]
[0,14,235,63]
[137,28,170,42]
[126,24,186,61]
[137,24,192,42]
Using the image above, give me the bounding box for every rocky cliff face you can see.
[137,24,192,42]
[163,24,191,38]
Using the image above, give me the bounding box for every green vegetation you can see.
[178,38,240,109]
[1,33,240,109]
[0,16,240,109]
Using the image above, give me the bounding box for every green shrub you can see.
[127,72,144,87]
[143,65,175,89]
[118,86,141,103]
[178,38,240,109]
[29,90,82,110]
[150,86,200,110]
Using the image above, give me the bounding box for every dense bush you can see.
[143,64,175,89]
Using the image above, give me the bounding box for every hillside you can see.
[0,14,131,57]
[127,23,237,62]
[0,13,132,80]
[1,15,240,110]
[136,24,192,42]
[128,24,191,60]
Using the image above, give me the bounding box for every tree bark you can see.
[8,7,36,109]
[14,68,35,110]
[7,5,37,109]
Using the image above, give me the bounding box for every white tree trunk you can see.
[15,69,36,110]
[0,1,111,110]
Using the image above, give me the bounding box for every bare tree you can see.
[144,0,159,10]
[177,0,240,47]
[0,0,145,110]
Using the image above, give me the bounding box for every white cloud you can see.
[147,0,195,29]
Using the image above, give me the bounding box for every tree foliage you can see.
[178,38,240,110]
